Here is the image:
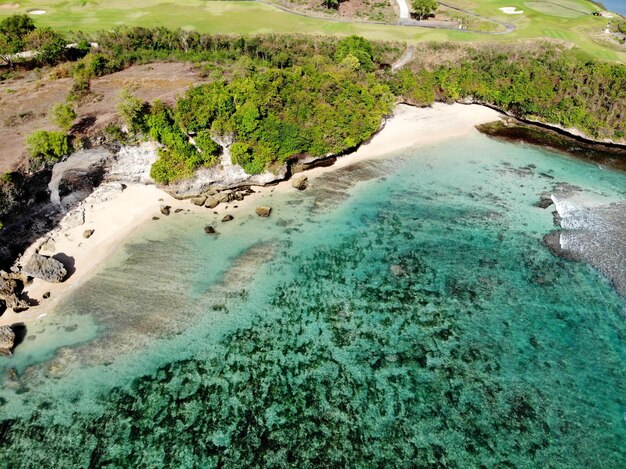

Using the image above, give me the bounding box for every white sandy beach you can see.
[0,103,501,327]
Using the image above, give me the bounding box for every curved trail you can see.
[391,44,415,71]
[253,0,516,35]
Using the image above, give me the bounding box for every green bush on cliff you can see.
[146,100,221,184]
[390,43,626,140]
[334,35,375,71]
[25,130,71,164]
[49,103,77,131]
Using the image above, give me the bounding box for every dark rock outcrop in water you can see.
[0,325,15,356]
[542,232,578,261]
[160,205,171,216]
[22,254,67,283]
[477,120,626,173]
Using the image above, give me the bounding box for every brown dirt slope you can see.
[0,62,207,174]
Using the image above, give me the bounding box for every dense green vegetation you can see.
[411,0,439,19]
[391,43,626,140]
[3,21,625,185]
[98,34,394,183]
[0,14,67,67]
[25,130,72,164]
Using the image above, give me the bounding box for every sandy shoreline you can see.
[0,103,501,327]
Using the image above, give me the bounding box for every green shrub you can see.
[49,103,77,131]
[117,88,148,134]
[194,130,222,166]
[26,130,71,163]
[334,35,375,71]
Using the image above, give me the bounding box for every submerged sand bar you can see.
[0,103,501,327]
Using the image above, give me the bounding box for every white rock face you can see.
[165,138,286,197]
[108,142,159,184]
[49,147,113,206]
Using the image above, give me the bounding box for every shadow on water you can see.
[9,323,27,352]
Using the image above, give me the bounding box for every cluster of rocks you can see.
[190,187,256,209]
[0,252,68,317]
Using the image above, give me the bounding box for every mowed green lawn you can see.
[0,0,623,62]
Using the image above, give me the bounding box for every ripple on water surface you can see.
[0,134,625,467]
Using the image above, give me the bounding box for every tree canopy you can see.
[411,0,438,20]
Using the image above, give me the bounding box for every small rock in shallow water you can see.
[174,208,183,213]
[152,216,159,221]
[256,206,272,217]
[43,292,50,299]
[82,229,95,239]
[160,205,171,216]
[222,215,234,222]
[534,194,553,209]
[204,226,216,234]
[390,264,407,277]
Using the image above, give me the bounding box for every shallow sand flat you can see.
[0,103,501,326]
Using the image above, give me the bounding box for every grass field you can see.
[0,0,624,62]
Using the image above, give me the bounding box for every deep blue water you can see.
[0,133,625,467]
[601,0,626,15]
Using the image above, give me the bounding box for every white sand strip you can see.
[0,103,501,327]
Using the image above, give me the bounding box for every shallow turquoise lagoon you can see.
[1,133,625,467]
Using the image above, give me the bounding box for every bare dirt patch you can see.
[0,3,20,10]
[0,62,208,174]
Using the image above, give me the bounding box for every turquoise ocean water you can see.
[0,133,625,467]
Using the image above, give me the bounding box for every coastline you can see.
[0,102,502,327]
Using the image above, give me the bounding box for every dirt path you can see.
[392,44,415,71]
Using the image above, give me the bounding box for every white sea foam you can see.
[552,195,626,296]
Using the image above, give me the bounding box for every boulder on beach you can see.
[292,175,308,191]
[205,192,230,209]
[204,225,216,234]
[83,229,95,239]
[222,214,234,222]
[160,205,171,216]
[22,253,67,283]
[0,325,16,357]
[256,206,272,217]
[0,276,29,312]
[191,195,207,206]
[38,238,56,256]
